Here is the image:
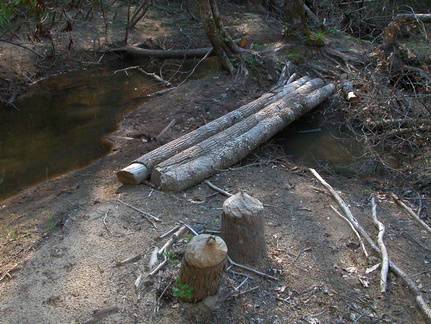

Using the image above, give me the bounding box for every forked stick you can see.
[309,168,431,320]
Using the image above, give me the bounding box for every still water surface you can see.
[0,65,160,200]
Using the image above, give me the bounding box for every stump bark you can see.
[221,192,267,265]
[178,234,227,303]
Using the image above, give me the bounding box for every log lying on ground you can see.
[117,74,309,184]
[340,74,358,105]
[108,45,214,59]
[151,81,335,192]
[395,13,431,24]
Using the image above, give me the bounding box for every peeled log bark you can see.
[221,192,267,265]
[116,76,310,184]
[178,234,227,303]
[151,82,335,192]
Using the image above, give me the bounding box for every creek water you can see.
[278,122,382,176]
[0,65,160,201]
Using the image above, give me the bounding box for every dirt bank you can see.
[1,2,430,323]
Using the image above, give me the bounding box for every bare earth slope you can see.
[1,2,430,323]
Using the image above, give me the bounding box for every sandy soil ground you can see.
[1,2,430,323]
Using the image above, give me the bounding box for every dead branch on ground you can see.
[391,193,431,235]
[310,168,431,321]
[370,195,389,293]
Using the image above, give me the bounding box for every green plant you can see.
[182,234,194,243]
[172,280,193,300]
[163,251,180,264]
[6,228,19,240]
[281,23,292,38]
[306,31,325,42]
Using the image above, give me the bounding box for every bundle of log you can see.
[116,74,335,192]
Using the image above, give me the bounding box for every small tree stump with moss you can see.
[221,192,268,265]
[178,234,227,303]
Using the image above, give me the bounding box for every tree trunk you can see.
[151,81,335,192]
[116,75,309,185]
[178,234,227,303]
[128,0,153,30]
[283,0,309,35]
[196,0,245,73]
[221,192,267,265]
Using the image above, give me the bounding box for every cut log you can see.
[116,75,310,184]
[395,14,431,24]
[340,74,358,105]
[178,234,227,303]
[151,82,335,192]
[221,192,267,265]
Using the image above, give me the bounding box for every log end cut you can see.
[116,163,150,185]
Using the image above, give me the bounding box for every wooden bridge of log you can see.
[116,69,335,192]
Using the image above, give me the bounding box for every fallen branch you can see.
[117,199,161,228]
[370,195,389,293]
[310,168,431,321]
[329,205,369,258]
[103,211,125,237]
[391,193,431,235]
[157,225,188,256]
[204,180,233,197]
[115,253,142,267]
[81,306,119,324]
[395,13,431,24]
[227,255,279,281]
[340,74,358,105]
[106,45,214,59]
[156,119,176,141]
[159,225,181,239]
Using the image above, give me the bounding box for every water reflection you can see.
[0,65,160,200]
[278,124,384,176]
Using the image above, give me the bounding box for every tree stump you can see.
[221,192,268,265]
[178,234,227,303]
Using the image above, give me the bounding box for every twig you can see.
[204,180,233,197]
[391,193,431,235]
[329,205,369,258]
[0,39,44,57]
[103,211,124,237]
[156,119,176,141]
[147,257,168,278]
[370,195,389,293]
[178,220,199,235]
[159,225,181,239]
[117,199,160,228]
[310,168,431,321]
[115,253,142,267]
[157,225,188,256]
[231,286,259,297]
[81,306,119,324]
[234,276,250,291]
[227,255,279,281]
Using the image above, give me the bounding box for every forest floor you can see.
[0,2,430,323]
